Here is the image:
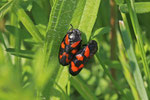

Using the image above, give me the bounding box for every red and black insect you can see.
[69,40,98,76]
[59,25,82,66]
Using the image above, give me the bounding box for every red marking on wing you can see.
[79,64,84,69]
[65,34,69,45]
[66,58,71,63]
[62,52,68,57]
[61,52,70,63]
[71,62,79,72]
[59,55,62,59]
[76,54,84,61]
[59,52,69,59]
[71,49,77,54]
[71,41,80,48]
[84,46,90,58]
[61,42,65,49]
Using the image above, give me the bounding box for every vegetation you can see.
[0,0,150,100]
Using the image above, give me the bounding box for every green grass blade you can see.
[0,44,5,64]
[117,31,140,100]
[70,76,98,100]
[91,27,110,39]
[120,2,150,14]
[10,12,21,75]
[115,0,124,5]
[31,1,48,26]
[6,25,31,39]
[126,0,150,91]
[70,0,86,28]
[78,0,101,41]
[67,77,70,96]
[49,67,69,100]
[119,20,148,100]
[50,0,55,7]
[13,6,44,42]
[6,48,34,59]
[0,0,13,19]
[0,31,7,48]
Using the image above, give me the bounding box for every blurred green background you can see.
[0,0,150,100]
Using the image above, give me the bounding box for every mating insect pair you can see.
[58,25,98,76]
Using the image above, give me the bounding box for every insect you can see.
[59,25,82,66]
[69,40,98,76]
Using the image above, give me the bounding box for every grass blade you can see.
[126,0,150,92]
[117,30,140,100]
[13,6,44,42]
[91,27,110,39]
[70,0,86,28]
[49,67,69,100]
[31,1,48,26]
[120,2,150,14]
[70,76,98,100]
[119,20,148,100]
[78,0,101,41]
[6,25,31,39]
[0,0,13,19]
[0,31,7,48]
[6,48,34,59]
